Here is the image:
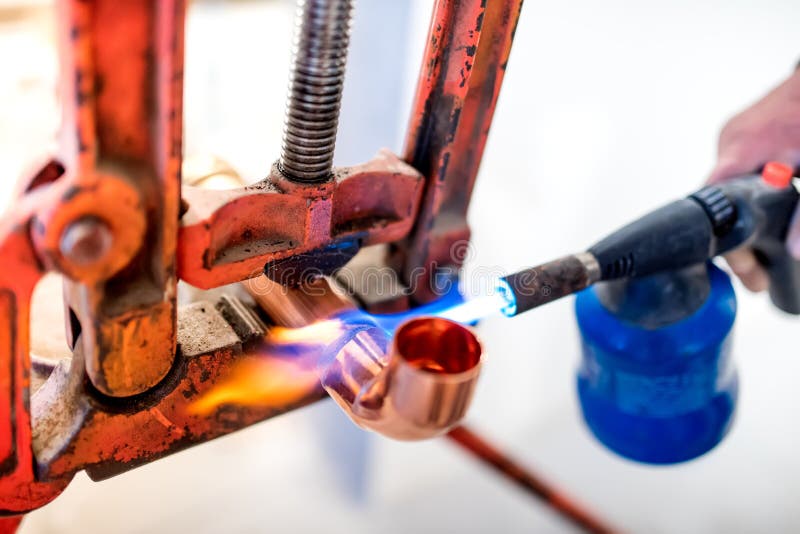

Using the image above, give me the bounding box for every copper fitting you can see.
[242,275,483,440]
[244,274,356,328]
[321,316,482,441]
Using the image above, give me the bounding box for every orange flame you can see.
[268,319,347,346]
[188,320,348,415]
[189,357,319,415]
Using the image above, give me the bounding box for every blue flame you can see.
[358,280,513,333]
[495,278,517,317]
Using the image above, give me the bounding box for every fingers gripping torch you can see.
[494,162,800,464]
[498,162,800,317]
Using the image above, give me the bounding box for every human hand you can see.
[708,69,800,291]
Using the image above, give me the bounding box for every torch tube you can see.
[498,253,601,317]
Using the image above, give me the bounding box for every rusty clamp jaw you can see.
[0,0,523,521]
[0,0,423,516]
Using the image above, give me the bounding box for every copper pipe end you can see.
[394,317,481,374]
[324,316,482,441]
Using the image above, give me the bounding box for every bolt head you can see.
[59,218,113,266]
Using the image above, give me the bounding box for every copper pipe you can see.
[243,275,483,440]
[245,274,356,328]
[323,316,482,440]
[447,426,621,534]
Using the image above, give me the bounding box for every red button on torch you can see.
[761,161,794,188]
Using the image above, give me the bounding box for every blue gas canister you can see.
[574,262,737,464]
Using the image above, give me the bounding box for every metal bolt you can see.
[279,0,355,183]
[60,217,113,266]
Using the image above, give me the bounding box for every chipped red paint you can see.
[395,0,524,303]
[178,151,423,288]
[54,0,184,398]
[33,340,327,483]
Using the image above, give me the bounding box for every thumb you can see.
[707,154,759,184]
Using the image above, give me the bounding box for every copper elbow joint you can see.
[242,274,482,440]
[321,316,482,441]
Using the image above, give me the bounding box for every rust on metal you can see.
[52,0,185,397]
[392,0,524,303]
[0,191,71,513]
[178,150,424,288]
[31,296,328,482]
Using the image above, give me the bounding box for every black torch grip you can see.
[760,248,800,314]
[588,198,714,281]
[715,175,800,314]
[746,184,800,314]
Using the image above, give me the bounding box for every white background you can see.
[2,0,800,532]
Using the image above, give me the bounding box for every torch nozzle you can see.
[496,252,602,317]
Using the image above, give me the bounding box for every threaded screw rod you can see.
[280,0,354,182]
